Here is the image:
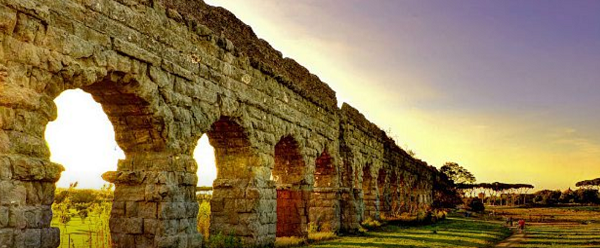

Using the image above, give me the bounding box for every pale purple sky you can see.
[204,0,600,189]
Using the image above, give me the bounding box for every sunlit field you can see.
[488,205,600,223]
[508,223,600,248]
[299,217,511,248]
[51,186,600,248]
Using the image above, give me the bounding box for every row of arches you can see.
[47,90,432,245]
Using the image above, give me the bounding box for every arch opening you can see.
[313,151,335,188]
[45,89,123,247]
[309,150,340,232]
[377,168,389,216]
[42,73,179,247]
[361,163,376,220]
[192,134,216,241]
[273,136,308,237]
[203,117,254,239]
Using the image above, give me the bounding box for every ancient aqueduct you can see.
[0,0,455,247]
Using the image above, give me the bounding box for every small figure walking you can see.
[518,219,525,233]
[506,216,513,227]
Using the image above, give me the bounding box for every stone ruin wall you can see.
[0,0,451,247]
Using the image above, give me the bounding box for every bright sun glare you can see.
[46,90,217,189]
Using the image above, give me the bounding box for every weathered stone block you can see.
[111,201,126,218]
[125,218,143,234]
[155,235,178,248]
[13,228,40,248]
[110,217,143,234]
[114,185,145,201]
[0,207,8,228]
[111,233,135,248]
[0,159,10,180]
[143,218,158,235]
[0,181,26,206]
[40,228,59,248]
[188,233,203,248]
[158,202,185,219]
[0,5,17,35]
[0,228,14,247]
[156,219,179,236]
[138,202,157,218]
[134,235,154,248]
[113,38,161,65]
[235,199,256,213]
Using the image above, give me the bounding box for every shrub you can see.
[274,237,305,248]
[574,189,600,204]
[205,232,243,248]
[308,231,337,242]
[308,222,319,233]
[416,210,434,223]
[361,217,382,229]
[533,190,561,206]
[197,201,211,240]
[466,198,485,213]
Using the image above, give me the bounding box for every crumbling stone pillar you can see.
[361,164,379,220]
[103,153,202,248]
[0,40,64,247]
[377,168,390,218]
[205,117,274,246]
[338,148,360,232]
[0,103,63,248]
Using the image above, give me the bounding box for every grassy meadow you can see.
[298,217,511,248]
[51,186,600,248]
[507,223,600,248]
[51,212,112,248]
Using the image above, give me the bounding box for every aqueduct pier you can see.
[0,0,454,247]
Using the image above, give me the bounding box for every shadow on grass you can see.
[509,223,600,248]
[304,217,511,248]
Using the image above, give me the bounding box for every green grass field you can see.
[300,217,512,248]
[506,223,600,247]
[51,206,600,247]
[51,214,111,248]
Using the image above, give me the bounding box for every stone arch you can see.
[203,116,262,242]
[273,136,309,237]
[309,148,340,232]
[338,146,360,232]
[340,146,354,189]
[28,61,201,247]
[313,150,336,188]
[361,163,378,220]
[389,169,399,216]
[377,168,390,217]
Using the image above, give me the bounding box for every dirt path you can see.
[495,230,526,247]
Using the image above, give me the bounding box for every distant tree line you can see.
[457,182,534,206]
[532,188,600,206]
[576,178,600,190]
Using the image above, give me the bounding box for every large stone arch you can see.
[201,116,265,243]
[273,135,309,238]
[1,34,202,247]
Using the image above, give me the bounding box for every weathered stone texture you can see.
[0,0,452,247]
